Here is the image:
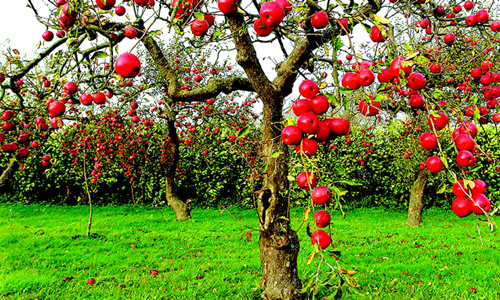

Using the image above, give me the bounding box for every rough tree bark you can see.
[406,168,428,226]
[0,159,17,193]
[257,99,302,299]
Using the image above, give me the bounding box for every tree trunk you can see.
[164,117,191,221]
[0,159,17,193]
[406,168,428,226]
[257,99,302,300]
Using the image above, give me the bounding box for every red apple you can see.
[452,198,472,217]
[295,137,318,156]
[458,121,478,137]
[310,95,329,114]
[299,80,319,99]
[390,57,412,78]
[2,110,14,121]
[476,9,489,23]
[357,69,375,86]
[492,114,500,123]
[0,132,5,142]
[452,180,470,197]
[329,118,349,136]
[254,18,274,37]
[377,69,393,83]
[191,19,210,36]
[297,172,317,190]
[80,93,93,105]
[491,21,500,32]
[125,28,138,39]
[427,112,448,131]
[96,0,116,10]
[456,150,474,167]
[292,99,311,116]
[311,11,329,29]
[259,2,285,28]
[454,134,475,151]
[115,53,141,78]
[486,98,498,109]
[281,125,302,145]
[115,5,126,15]
[341,73,360,90]
[297,112,319,134]
[359,100,380,116]
[443,33,455,45]
[311,186,331,204]
[48,101,66,118]
[370,25,386,42]
[218,0,238,15]
[418,132,438,150]
[275,0,292,13]
[426,156,443,173]
[42,31,54,41]
[314,210,331,228]
[18,147,29,158]
[204,14,215,27]
[92,92,107,104]
[311,230,331,249]
[470,194,491,215]
[407,73,426,90]
[465,14,477,26]
[409,94,425,108]
[2,122,14,131]
[471,179,487,195]
[63,81,78,94]
[315,121,330,141]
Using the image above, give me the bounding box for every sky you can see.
[0,2,47,56]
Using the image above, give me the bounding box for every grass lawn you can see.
[0,204,499,299]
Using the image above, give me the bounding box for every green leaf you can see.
[326,93,340,106]
[261,163,268,173]
[414,56,430,65]
[361,22,372,34]
[437,183,447,194]
[403,43,412,54]
[339,86,355,93]
[92,51,109,59]
[237,127,250,139]
[194,12,204,21]
[440,156,449,169]
[433,89,445,99]
[270,151,283,158]
[332,37,343,53]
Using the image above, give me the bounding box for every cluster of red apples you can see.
[451,179,491,218]
[0,52,141,160]
[281,80,352,250]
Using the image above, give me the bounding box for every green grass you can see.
[0,204,499,299]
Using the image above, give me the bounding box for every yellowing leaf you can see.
[371,13,391,25]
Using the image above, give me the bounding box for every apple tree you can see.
[4,0,497,298]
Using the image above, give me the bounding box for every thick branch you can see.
[273,0,383,95]
[141,32,254,102]
[225,12,279,100]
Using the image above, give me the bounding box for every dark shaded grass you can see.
[0,204,499,299]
